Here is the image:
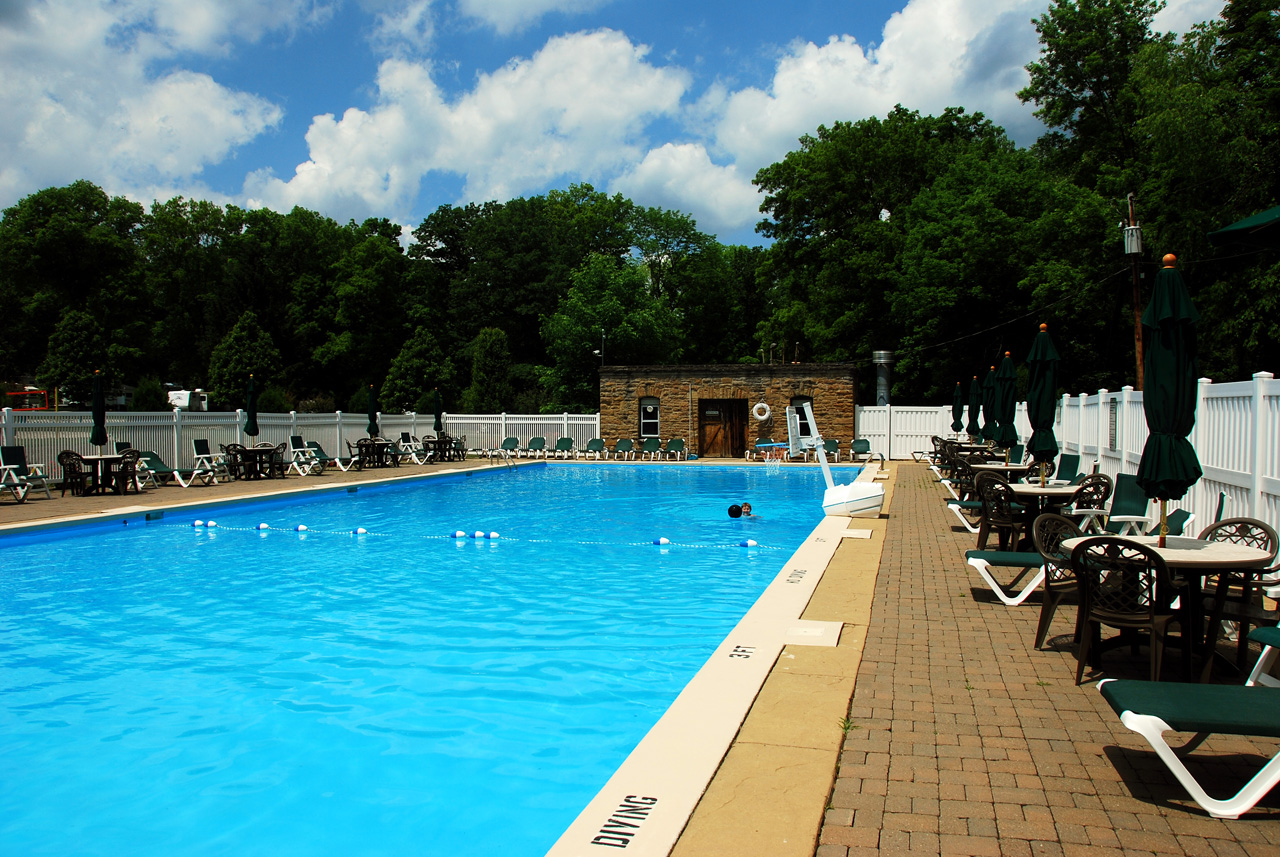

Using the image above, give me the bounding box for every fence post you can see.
[1119,386,1133,470]
[1,407,12,446]
[172,407,183,465]
[335,411,343,455]
[1252,373,1272,518]
[1095,389,1108,472]
[501,412,507,440]
[290,410,298,437]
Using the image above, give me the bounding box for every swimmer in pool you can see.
[741,502,757,518]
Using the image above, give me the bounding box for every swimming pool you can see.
[0,464,840,855]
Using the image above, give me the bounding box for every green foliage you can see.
[381,327,453,414]
[541,255,684,411]
[206,310,283,409]
[460,328,514,413]
[36,309,106,404]
[129,377,171,411]
[257,384,294,414]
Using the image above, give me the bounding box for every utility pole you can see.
[1124,193,1144,390]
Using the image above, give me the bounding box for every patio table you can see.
[1062,535,1272,679]
[80,454,124,495]
[1008,483,1081,518]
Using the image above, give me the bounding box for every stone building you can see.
[599,364,858,459]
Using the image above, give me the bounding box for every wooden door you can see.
[699,399,748,458]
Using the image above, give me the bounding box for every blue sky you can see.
[0,0,1224,246]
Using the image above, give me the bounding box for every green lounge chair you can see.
[749,438,775,461]
[551,437,574,459]
[610,439,635,460]
[306,441,353,472]
[639,437,663,460]
[135,450,206,487]
[1099,677,1280,819]
[663,438,686,460]
[489,437,520,460]
[1105,472,1151,534]
[578,438,606,459]
[850,438,884,464]
[1,446,51,501]
[1048,453,1081,485]
[964,549,1045,606]
[520,437,547,459]
[288,436,325,475]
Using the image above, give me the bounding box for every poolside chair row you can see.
[746,437,883,463]
[485,437,688,461]
[926,452,1280,820]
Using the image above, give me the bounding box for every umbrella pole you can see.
[1040,462,1046,488]
[1159,500,1168,548]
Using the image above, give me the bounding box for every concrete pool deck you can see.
[5,459,1280,857]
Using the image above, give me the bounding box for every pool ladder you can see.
[491,448,514,470]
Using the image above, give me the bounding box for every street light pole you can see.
[1124,193,1145,391]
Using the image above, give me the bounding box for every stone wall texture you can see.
[599,364,858,458]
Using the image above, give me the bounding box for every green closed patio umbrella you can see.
[89,370,107,449]
[994,352,1019,449]
[366,385,380,438]
[243,374,259,438]
[980,366,997,443]
[1135,255,1203,545]
[1025,324,1060,481]
[950,382,965,434]
[966,376,982,439]
[430,388,444,434]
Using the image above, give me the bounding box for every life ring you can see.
[752,402,771,421]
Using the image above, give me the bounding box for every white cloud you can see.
[458,0,612,36]
[611,143,760,235]
[1153,0,1225,36]
[247,29,688,222]
[0,0,292,207]
[364,0,435,56]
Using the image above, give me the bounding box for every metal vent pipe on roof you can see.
[872,351,894,406]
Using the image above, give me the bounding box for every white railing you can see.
[852,371,1279,534]
[1,410,602,472]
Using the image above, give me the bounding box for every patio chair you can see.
[975,474,1023,551]
[964,545,1045,607]
[1098,678,1280,819]
[1,446,52,500]
[220,443,247,480]
[307,441,353,472]
[1065,473,1113,533]
[1146,509,1193,537]
[288,436,324,475]
[1198,518,1280,679]
[114,441,133,453]
[639,437,663,460]
[1104,473,1151,534]
[748,438,775,461]
[1246,626,1280,688]
[192,439,227,483]
[116,448,143,494]
[663,438,686,460]
[578,438,606,460]
[396,432,429,465]
[136,450,206,488]
[551,437,575,459]
[1031,513,1085,649]
[1070,536,1188,685]
[819,438,841,463]
[850,439,884,464]
[520,437,547,459]
[488,437,519,461]
[1048,453,1081,486]
[56,450,92,496]
[610,439,635,461]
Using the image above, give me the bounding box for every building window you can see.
[639,397,660,437]
[790,396,814,436]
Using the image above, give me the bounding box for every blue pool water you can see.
[0,464,843,856]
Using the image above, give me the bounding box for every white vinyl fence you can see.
[853,371,1279,535]
[1,409,601,472]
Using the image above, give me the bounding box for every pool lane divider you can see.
[545,515,871,857]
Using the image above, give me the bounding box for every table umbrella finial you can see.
[1163,253,1177,267]
[1005,351,1011,357]
[1040,323,1047,332]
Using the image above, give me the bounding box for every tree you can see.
[129,377,172,411]
[207,310,283,409]
[541,255,684,411]
[381,327,454,414]
[1018,0,1167,187]
[460,328,514,413]
[36,309,106,405]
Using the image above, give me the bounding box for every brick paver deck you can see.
[818,464,1280,857]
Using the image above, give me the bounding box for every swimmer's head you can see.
[741,503,752,515]
[728,504,742,518]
